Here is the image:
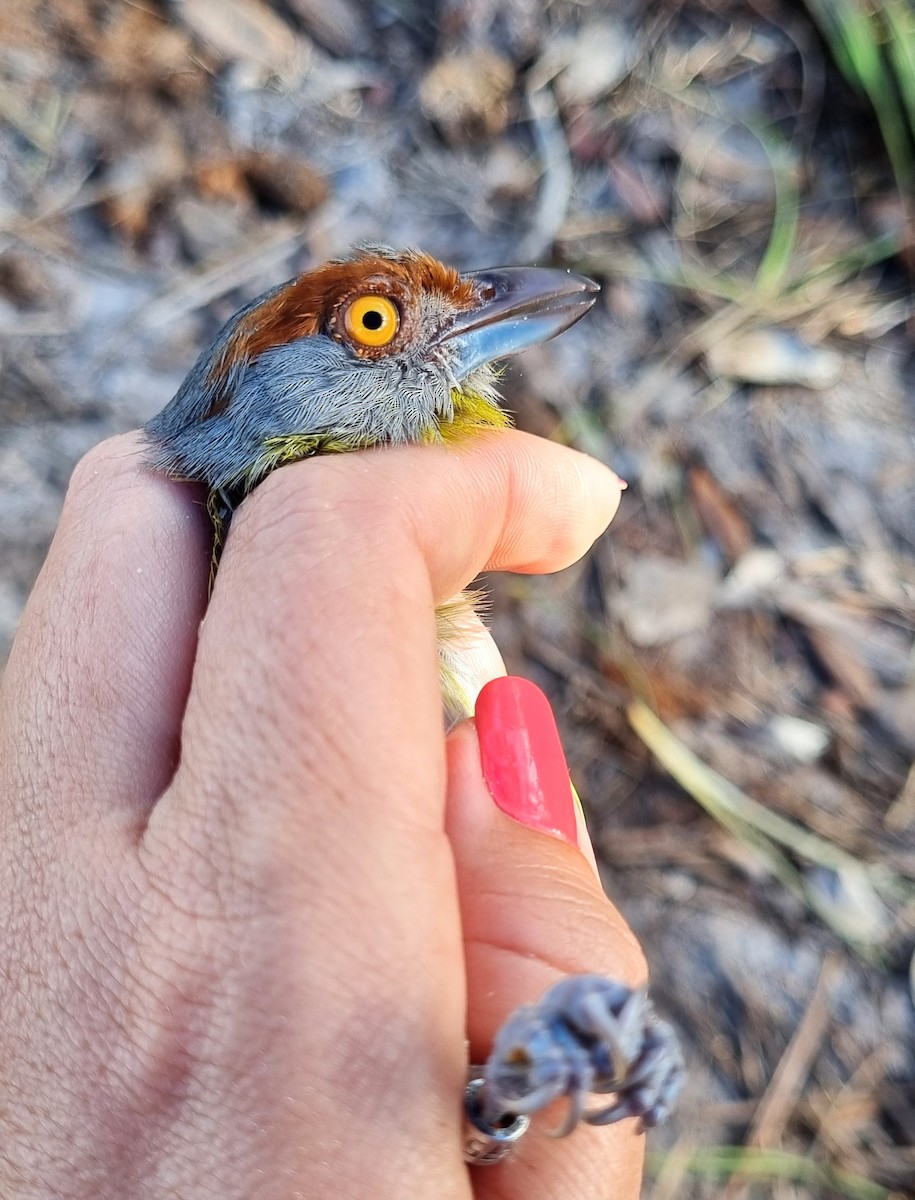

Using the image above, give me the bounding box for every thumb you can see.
[445,676,647,1200]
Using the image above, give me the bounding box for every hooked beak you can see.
[439,266,600,378]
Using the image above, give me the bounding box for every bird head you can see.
[146,245,599,493]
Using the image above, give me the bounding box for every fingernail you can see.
[475,676,577,846]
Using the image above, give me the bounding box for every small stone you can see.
[616,556,718,647]
[172,195,251,261]
[767,715,831,764]
[719,549,785,606]
[805,864,892,949]
[706,328,842,389]
[539,21,633,108]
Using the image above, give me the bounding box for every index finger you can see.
[140,431,622,1196]
[155,430,622,844]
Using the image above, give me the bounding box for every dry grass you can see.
[0,1,912,1196]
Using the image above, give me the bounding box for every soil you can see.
[1,2,913,1194]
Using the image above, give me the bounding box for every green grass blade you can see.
[752,131,800,296]
[884,0,915,139]
[627,701,904,955]
[646,1146,893,1200]
[803,0,914,189]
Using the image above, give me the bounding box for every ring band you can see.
[463,1074,530,1165]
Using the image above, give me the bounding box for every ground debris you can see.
[419,47,516,143]
[1,2,913,1195]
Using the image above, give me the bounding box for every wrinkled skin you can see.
[0,429,651,1200]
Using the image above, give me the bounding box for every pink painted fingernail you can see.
[475,676,577,846]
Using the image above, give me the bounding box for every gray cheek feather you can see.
[145,332,457,489]
[246,336,453,445]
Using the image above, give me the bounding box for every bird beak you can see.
[438,266,600,378]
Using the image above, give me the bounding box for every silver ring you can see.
[463,1073,530,1165]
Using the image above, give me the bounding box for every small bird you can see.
[145,245,598,722]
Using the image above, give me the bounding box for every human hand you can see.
[0,429,644,1199]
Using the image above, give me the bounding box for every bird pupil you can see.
[362,309,384,330]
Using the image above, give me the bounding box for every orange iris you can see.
[343,295,400,348]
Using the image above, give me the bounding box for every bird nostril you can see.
[478,283,497,302]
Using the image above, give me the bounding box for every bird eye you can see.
[343,295,400,348]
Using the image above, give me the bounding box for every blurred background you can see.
[1,0,913,1195]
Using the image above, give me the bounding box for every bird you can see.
[145,244,599,723]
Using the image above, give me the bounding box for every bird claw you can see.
[477,974,685,1139]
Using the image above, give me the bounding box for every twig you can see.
[515,84,573,262]
[628,700,908,955]
[748,953,843,1147]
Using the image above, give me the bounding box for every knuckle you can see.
[231,456,408,569]
[64,434,147,524]
[67,433,144,496]
[553,881,648,984]
[470,863,648,1004]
